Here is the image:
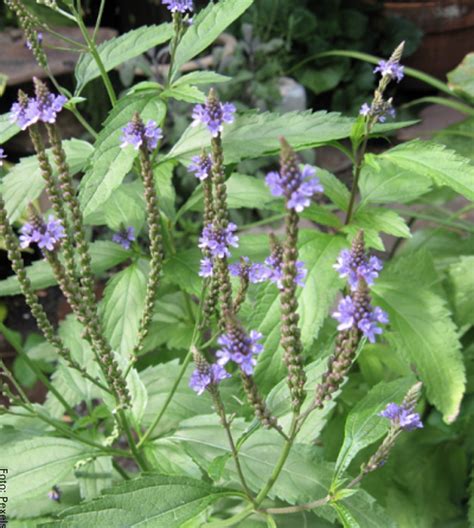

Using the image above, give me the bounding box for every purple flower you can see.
[47,486,61,502]
[112,226,136,250]
[162,0,193,13]
[188,153,212,181]
[189,363,230,395]
[216,328,263,376]
[379,402,423,431]
[334,249,383,290]
[265,164,323,213]
[198,223,239,259]
[264,253,307,289]
[374,59,404,83]
[20,216,65,251]
[359,103,371,117]
[229,257,268,284]
[333,296,389,343]
[0,148,6,166]
[10,89,66,129]
[199,257,213,278]
[26,32,43,50]
[192,98,236,137]
[120,119,162,151]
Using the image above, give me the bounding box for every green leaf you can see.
[167,417,336,509]
[0,112,20,143]
[433,117,474,161]
[179,173,276,218]
[101,261,148,358]
[372,252,466,423]
[173,71,231,87]
[446,256,474,327]
[42,475,229,527]
[0,241,130,297]
[163,249,201,296]
[154,160,176,220]
[344,207,411,251]
[334,377,415,479]
[4,436,92,512]
[378,140,474,201]
[75,24,173,93]
[161,84,206,103]
[170,0,253,82]
[102,181,146,231]
[141,360,214,435]
[249,231,346,393]
[79,93,165,219]
[359,158,432,205]
[317,168,350,211]
[332,490,397,528]
[2,139,93,222]
[447,52,474,102]
[77,457,113,501]
[167,110,353,164]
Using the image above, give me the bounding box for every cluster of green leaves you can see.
[0,1,473,527]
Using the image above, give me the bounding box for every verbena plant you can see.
[0,1,473,527]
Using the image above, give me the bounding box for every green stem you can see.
[392,207,474,233]
[117,409,151,471]
[402,96,474,117]
[93,0,106,42]
[204,505,254,528]
[112,460,131,480]
[345,133,369,225]
[73,5,117,106]
[69,106,98,139]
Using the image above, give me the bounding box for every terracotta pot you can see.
[384,1,474,87]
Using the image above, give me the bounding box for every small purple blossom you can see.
[216,329,263,376]
[379,402,423,431]
[10,91,66,129]
[47,486,61,502]
[229,257,268,284]
[199,257,213,278]
[162,0,193,13]
[192,99,236,137]
[189,363,230,395]
[0,148,6,166]
[188,154,212,181]
[374,59,405,82]
[199,223,239,259]
[334,249,383,290]
[332,296,389,343]
[112,226,135,250]
[359,101,395,123]
[359,103,371,117]
[20,216,65,251]
[264,254,307,289]
[266,164,323,213]
[26,32,43,50]
[120,119,162,151]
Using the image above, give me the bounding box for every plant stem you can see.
[93,0,106,42]
[72,5,117,106]
[112,460,130,480]
[69,106,98,139]
[260,496,330,514]
[117,409,151,471]
[344,133,369,225]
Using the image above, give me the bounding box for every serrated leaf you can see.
[5,436,93,505]
[41,475,228,528]
[161,84,206,103]
[446,255,474,326]
[359,159,433,205]
[170,0,253,82]
[332,490,397,528]
[163,249,201,296]
[0,241,130,297]
[378,140,474,201]
[250,231,346,393]
[334,377,415,479]
[372,252,466,423]
[2,139,93,222]
[167,110,353,164]
[173,71,231,87]
[101,261,148,358]
[79,93,165,219]
[102,181,146,231]
[75,24,173,93]
[0,112,20,143]
[447,52,474,102]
